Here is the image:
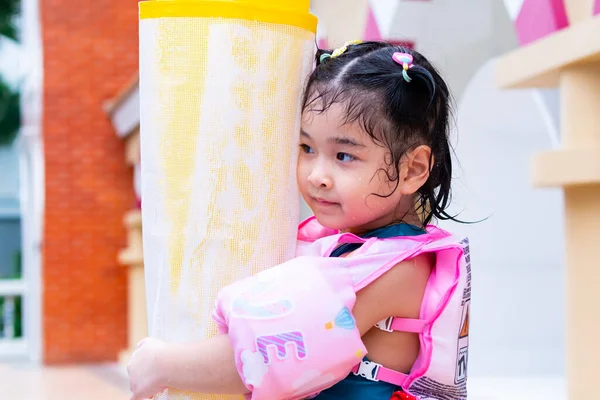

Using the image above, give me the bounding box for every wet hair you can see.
[302,41,457,226]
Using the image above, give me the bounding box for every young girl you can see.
[128,41,466,400]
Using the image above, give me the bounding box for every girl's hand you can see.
[127,337,169,400]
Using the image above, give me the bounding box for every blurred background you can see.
[0,0,584,398]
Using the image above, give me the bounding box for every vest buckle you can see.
[375,316,394,332]
[353,359,381,381]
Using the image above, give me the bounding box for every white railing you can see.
[0,279,25,296]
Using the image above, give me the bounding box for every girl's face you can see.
[297,103,408,234]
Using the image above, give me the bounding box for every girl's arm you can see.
[128,255,431,400]
[161,334,247,393]
[128,333,247,400]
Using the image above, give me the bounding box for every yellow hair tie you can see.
[330,40,362,59]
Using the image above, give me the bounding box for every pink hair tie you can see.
[392,52,414,82]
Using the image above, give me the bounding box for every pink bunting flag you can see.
[514,0,569,45]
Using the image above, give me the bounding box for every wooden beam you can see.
[531,148,600,187]
[496,15,600,89]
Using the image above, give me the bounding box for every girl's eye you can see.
[336,152,355,163]
[300,144,314,154]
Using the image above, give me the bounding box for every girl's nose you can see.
[307,164,333,189]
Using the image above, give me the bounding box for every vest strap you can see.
[375,317,428,333]
[351,359,408,387]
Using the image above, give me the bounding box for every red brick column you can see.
[41,0,138,363]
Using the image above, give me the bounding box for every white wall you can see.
[441,60,565,377]
[15,0,45,362]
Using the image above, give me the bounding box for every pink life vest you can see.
[213,217,471,400]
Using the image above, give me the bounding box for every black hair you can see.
[302,41,458,226]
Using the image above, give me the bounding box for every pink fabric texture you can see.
[213,217,471,399]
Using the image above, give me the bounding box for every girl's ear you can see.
[398,145,432,195]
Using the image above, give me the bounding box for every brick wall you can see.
[41,0,138,363]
